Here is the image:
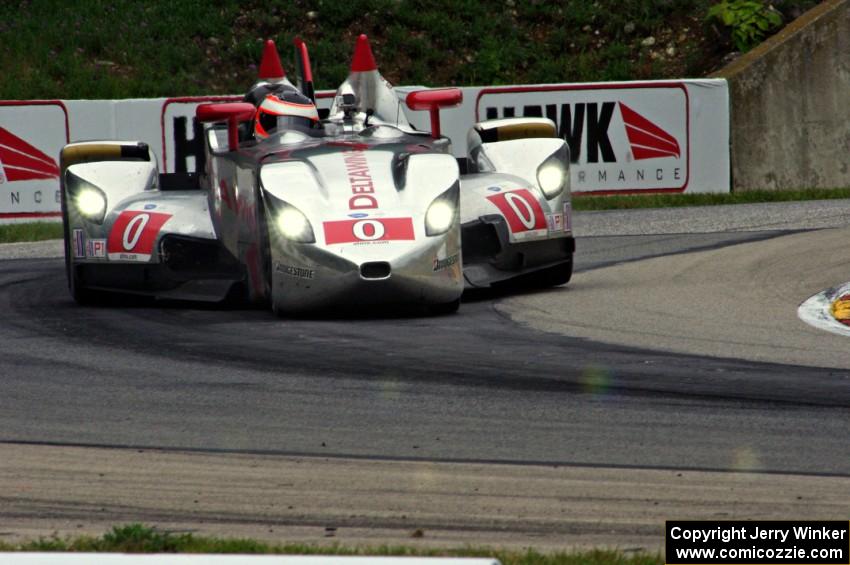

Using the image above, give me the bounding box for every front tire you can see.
[68,261,108,305]
[63,212,107,305]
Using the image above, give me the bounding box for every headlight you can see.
[264,191,315,243]
[76,188,106,219]
[537,159,566,199]
[425,184,458,236]
[275,206,314,242]
[65,171,107,224]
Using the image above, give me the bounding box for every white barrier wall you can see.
[0,79,729,222]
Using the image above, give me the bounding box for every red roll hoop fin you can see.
[258,39,286,80]
[350,34,378,72]
[293,37,314,83]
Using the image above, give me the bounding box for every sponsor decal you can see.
[343,149,378,210]
[486,188,547,236]
[275,262,314,280]
[86,238,107,258]
[487,186,502,192]
[348,212,369,219]
[563,202,572,233]
[0,126,60,182]
[323,217,415,245]
[547,212,564,233]
[72,229,85,259]
[143,203,157,210]
[477,85,688,193]
[432,253,459,272]
[107,210,172,261]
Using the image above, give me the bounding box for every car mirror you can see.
[196,103,256,152]
[405,88,463,139]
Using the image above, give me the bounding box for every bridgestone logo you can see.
[276,263,314,279]
[433,254,459,272]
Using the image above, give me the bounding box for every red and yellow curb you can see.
[830,294,850,326]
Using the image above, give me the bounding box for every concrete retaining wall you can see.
[715,0,850,191]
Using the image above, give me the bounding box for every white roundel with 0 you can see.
[121,213,150,250]
[106,210,173,261]
[352,219,385,241]
[485,188,548,237]
[502,192,539,230]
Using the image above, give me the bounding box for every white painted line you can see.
[0,555,499,565]
[797,282,850,337]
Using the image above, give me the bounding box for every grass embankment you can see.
[572,187,850,211]
[0,524,661,565]
[0,222,62,244]
[0,0,820,100]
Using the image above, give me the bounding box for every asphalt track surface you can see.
[2,200,850,547]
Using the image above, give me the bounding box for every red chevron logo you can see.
[0,126,60,182]
[619,102,680,160]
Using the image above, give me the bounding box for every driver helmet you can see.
[254,87,319,139]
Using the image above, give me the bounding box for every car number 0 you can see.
[504,192,537,229]
[122,213,150,251]
[353,219,385,241]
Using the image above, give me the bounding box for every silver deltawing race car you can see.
[60,35,575,315]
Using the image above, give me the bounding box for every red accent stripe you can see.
[0,154,59,179]
[0,132,60,180]
[0,128,59,171]
[623,125,680,157]
[619,102,680,159]
[3,167,58,182]
[0,212,62,219]
[0,102,67,183]
[630,145,679,160]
